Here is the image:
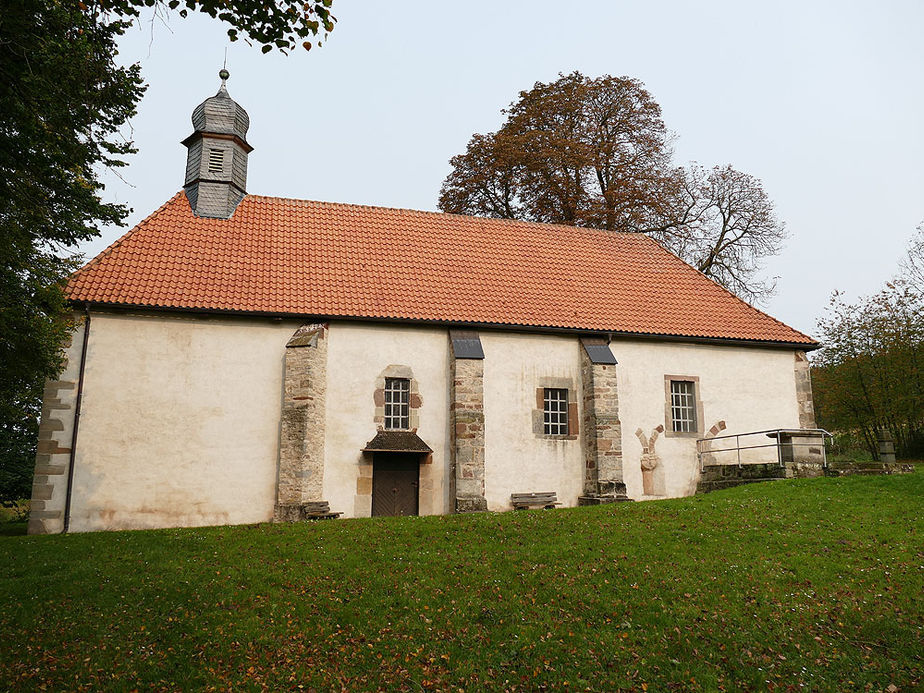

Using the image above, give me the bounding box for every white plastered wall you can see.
[67,311,803,530]
[613,340,800,499]
[322,322,451,518]
[69,311,300,531]
[481,332,585,510]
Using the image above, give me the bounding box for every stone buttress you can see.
[275,324,331,521]
[449,331,488,512]
[794,351,816,429]
[578,338,629,504]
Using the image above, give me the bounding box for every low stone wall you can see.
[696,463,787,493]
[824,460,915,477]
[697,446,915,494]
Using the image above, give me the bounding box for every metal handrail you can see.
[703,428,833,443]
[697,428,833,472]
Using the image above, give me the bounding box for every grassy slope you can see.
[0,474,921,692]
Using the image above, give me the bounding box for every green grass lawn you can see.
[1,474,921,692]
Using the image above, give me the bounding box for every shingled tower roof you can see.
[189,70,251,142]
[181,70,253,220]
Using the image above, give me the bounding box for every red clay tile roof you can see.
[67,192,816,346]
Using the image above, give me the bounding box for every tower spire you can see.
[220,51,229,88]
[181,70,253,219]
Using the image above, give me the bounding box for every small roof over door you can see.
[362,430,433,454]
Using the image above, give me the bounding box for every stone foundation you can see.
[456,496,488,513]
[274,501,339,521]
[697,463,787,493]
[697,428,828,492]
[825,460,915,477]
[781,432,826,478]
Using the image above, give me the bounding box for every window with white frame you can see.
[670,380,697,433]
[543,388,569,435]
[384,378,410,430]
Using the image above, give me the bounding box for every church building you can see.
[28,73,819,534]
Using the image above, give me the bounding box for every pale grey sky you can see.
[91,0,924,338]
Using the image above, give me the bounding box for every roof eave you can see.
[180,130,254,153]
[68,299,820,351]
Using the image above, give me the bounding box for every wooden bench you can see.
[302,501,342,520]
[511,492,561,510]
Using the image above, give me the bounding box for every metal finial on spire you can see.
[219,49,229,85]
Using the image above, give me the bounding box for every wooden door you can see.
[372,454,419,517]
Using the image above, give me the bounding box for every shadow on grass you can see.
[0,522,27,537]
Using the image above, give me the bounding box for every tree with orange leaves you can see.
[439,72,786,304]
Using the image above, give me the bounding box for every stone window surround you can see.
[663,374,704,438]
[669,380,697,432]
[373,365,422,432]
[532,377,579,441]
[542,387,569,435]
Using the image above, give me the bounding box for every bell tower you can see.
[182,69,253,219]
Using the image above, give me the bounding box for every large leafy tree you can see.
[439,72,786,303]
[813,222,924,460]
[440,73,677,232]
[0,0,144,503]
[103,0,335,52]
[812,282,923,458]
[0,0,335,504]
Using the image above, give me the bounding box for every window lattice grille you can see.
[670,380,697,433]
[543,388,569,436]
[384,378,410,430]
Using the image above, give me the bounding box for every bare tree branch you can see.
[899,222,924,292]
